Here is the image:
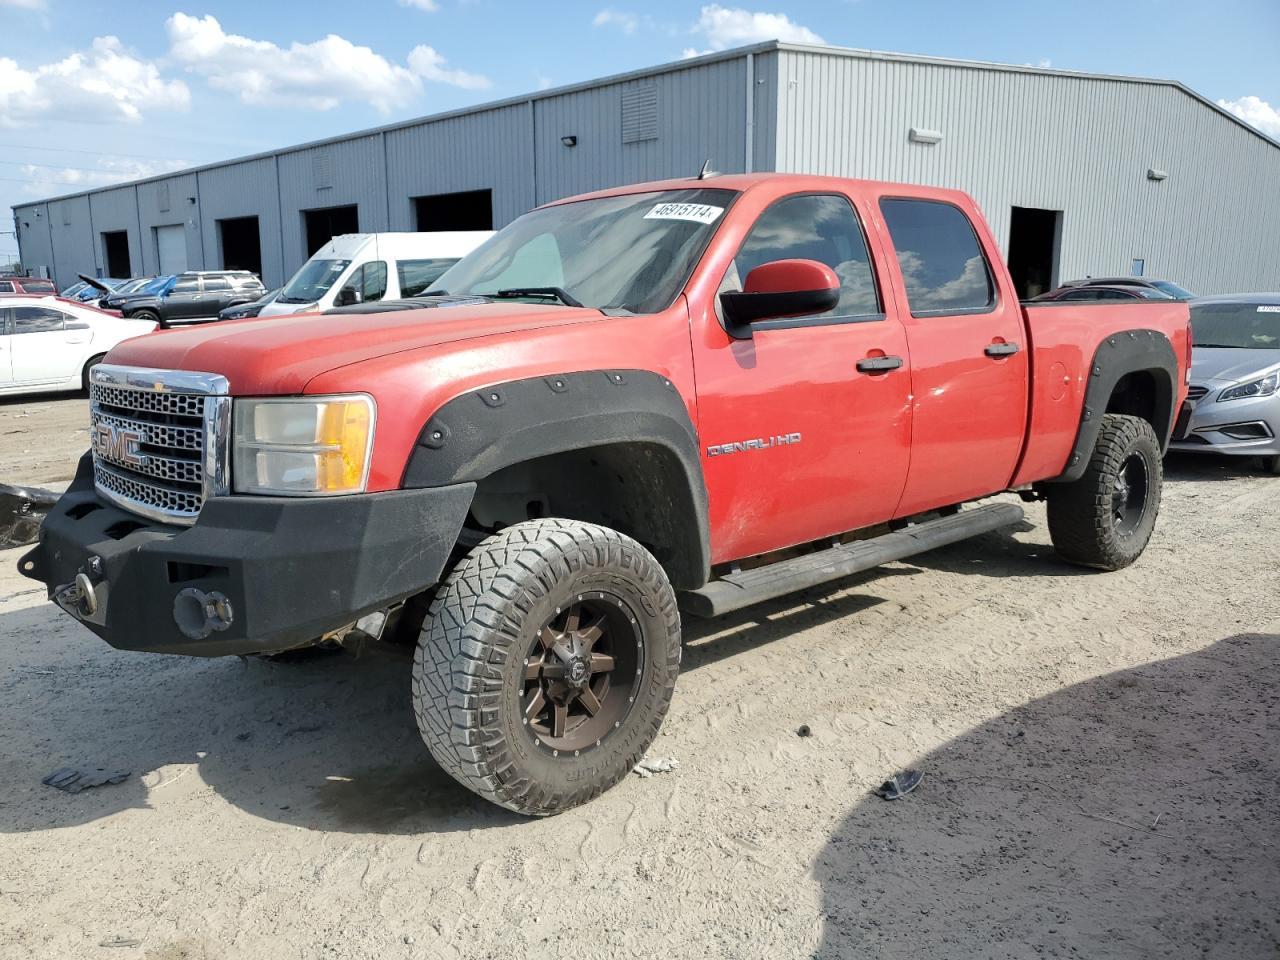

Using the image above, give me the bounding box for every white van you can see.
[259,232,492,317]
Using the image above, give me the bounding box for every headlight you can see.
[232,395,375,495]
[1217,371,1280,403]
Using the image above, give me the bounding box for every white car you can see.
[0,296,157,397]
[258,231,492,317]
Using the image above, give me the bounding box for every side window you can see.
[0,282,13,293]
[202,277,232,293]
[879,198,996,316]
[13,306,66,333]
[729,194,881,320]
[1061,289,1101,301]
[398,258,457,297]
[362,260,388,302]
[172,278,199,295]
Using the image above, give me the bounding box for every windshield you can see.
[143,275,175,294]
[1191,302,1280,349]
[429,188,737,314]
[279,259,352,304]
[1151,280,1195,299]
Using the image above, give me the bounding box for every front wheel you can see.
[1047,414,1163,571]
[412,519,681,816]
[131,309,161,328]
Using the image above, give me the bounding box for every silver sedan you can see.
[1170,294,1280,473]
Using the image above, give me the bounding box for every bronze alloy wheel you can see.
[520,592,643,754]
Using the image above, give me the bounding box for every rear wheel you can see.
[81,354,106,393]
[412,518,681,815]
[1047,414,1163,571]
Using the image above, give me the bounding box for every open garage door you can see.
[155,224,188,275]
[217,216,262,278]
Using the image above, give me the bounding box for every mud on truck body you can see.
[21,174,1191,815]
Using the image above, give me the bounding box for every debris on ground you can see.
[0,482,58,549]
[632,756,680,778]
[875,769,924,801]
[99,936,142,948]
[796,724,812,737]
[42,767,131,794]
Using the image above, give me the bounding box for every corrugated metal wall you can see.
[196,156,285,287]
[532,56,752,205]
[86,185,142,278]
[135,172,201,276]
[386,102,534,231]
[773,50,1280,294]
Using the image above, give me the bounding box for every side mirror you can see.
[720,259,840,332]
[334,285,362,307]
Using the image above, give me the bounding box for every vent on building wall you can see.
[621,85,659,144]
[158,183,171,212]
[313,152,333,190]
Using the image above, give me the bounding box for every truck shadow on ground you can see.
[813,632,1280,959]
[0,565,913,837]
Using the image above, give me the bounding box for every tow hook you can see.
[53,557,104,620]
[173,588,235,641]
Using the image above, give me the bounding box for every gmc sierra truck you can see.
[19,174,1191,815]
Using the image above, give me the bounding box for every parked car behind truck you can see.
[1169,293,1280,473]
[21,173,1190,816]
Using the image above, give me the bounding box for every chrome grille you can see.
[1187,384,1210,403]
[88,365,231,525]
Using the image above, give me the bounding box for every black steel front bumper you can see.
[18,455,475,656]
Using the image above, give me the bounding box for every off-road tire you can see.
[1047,414,1163,571]
[1262,455,1280,475]
[81,353,106,393]
[131,309,161,328]
[412,519,681,816]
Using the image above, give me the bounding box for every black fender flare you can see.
[402,369,710,589]
[1050,328,1179,483]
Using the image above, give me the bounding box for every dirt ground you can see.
[1,397,1277,960]
[1,393,91,489]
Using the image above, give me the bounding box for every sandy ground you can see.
[0,393,90,489]
[0,399,1277,960]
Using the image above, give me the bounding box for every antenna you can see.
[697,159,719,180]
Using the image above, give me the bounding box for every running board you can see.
[680,502,1025,617]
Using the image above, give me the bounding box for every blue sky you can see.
[2,0,1278,261]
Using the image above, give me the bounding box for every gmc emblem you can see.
[93,423,146,467]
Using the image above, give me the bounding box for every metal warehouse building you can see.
[13,41,1280,297]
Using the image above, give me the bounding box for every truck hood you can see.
[1191,347,1280,384]
[104,302,604,394]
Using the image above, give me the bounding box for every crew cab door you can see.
[692,191,912,563]
[876,196,1029,517]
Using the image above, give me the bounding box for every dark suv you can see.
[119,271,265,327]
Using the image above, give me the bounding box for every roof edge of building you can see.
[12,39,1278,213]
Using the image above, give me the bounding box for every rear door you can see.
[876,195,1029,517]
[9,306,79,385]
[693,190,913,562]
[199,276,235,314]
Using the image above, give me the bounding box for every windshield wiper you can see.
[493,287,584,308]
[1194,343,1247,349]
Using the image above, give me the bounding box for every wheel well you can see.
[82,353,107,390]
[468,442,707,590]
[1106,369,1173,444]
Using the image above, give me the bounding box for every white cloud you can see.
[0,0,46,8]
[1217,95,1280,140]
[16,157,190,196]
[593,9,640,33]
[406,45,492,90]
[165,13,489,113]
[692,4,824,51]
[398,0,439,9]
[0,36,189,127]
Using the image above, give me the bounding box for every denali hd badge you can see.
[92,422,146,467]
[707,433,802,457]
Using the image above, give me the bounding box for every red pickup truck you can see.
[21,173,1190,815]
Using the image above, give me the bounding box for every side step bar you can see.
[680,502,1025,617]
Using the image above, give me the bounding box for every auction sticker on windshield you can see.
[1258,306,1280,313]
[644,203,724,224]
